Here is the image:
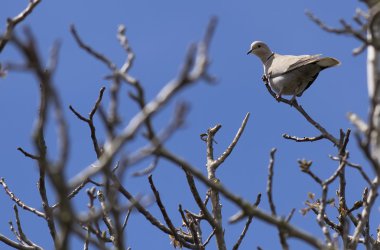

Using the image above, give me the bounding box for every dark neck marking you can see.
[265,53,274,64]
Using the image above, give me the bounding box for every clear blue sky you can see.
[0,1,373,249]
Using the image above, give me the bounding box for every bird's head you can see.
[247,41,272,63]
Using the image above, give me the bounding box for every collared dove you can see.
[247,41,340,102]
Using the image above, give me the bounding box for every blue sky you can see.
[0,1,374,249]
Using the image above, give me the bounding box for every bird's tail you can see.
[317,57,340,69]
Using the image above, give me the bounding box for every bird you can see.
[247,41,340,103]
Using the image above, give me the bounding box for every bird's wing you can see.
[267,54,321,78]
[286,54,322,72]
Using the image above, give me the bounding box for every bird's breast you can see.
[269,75,294,95]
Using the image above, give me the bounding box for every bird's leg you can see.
[290,83,302,106]
[289,94,298,106]
[262,73,281,102]
[275,90,282,101]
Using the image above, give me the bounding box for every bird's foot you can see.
[262,74,268,83]
[275,94,282,102]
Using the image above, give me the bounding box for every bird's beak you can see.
[246,49,252,55]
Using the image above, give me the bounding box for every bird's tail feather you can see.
[317,57,340,68]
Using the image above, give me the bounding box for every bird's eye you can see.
[257,45,261,48]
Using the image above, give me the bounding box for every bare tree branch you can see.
[282,134,325,143]
[214,113,250,169]
[148,175,195,249]
[12,205,43,250]
[305,10,370,51]
[183,169,216,228]
[17,147,40,160]
[0,233,40,250]
[114,177,194,243]
[262,79,339,146]
[267,148,278,216]
[70,86,106,158]
[0,0,41,52]
[232,194,261,250]
[158,148,325,249]
[351,176,379,248]
[266,148,289,250]
[0,178,45,218]
[9,28,74,249]
[69,17,218,189]
[70,25,117,71]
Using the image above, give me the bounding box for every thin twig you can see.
[97,190,115,241]
[329,155,372,185]
[282,134,325,142]
[0,178,45,218]
[286,208,296,223]
[17,147,40,160]
[8,221,22,245]
[183,168,216,227]
[309,207,341,233]
[178,207,202,248]
[122,208,132,231]
[267,148,277,216]
[266,148,289,249]
[298,160,323,185]
[232,194,261,250]
[214,112,250,169]
[12,205,42,249]
[203,229,216,247]
[70,86,106,158]
[148,175,194,249]
[51,178,102,209]
[70,25,117,71]
[232,217,253,250]
[132,156,159,177]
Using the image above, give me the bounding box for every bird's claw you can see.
[262,74,268,83]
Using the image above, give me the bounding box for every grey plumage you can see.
[247,41,340,100]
